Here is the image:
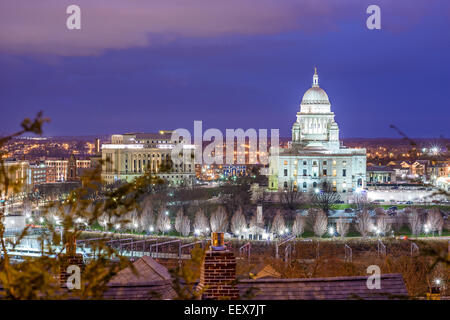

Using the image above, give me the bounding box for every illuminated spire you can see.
[313,67,319,87]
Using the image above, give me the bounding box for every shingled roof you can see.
[237,273,408,300]
[103,256,176,300]
[109,255,172,284]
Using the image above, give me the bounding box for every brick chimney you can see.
[197,232,239,300]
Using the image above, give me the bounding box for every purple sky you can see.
[0,0,449,138]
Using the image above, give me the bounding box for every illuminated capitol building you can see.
[101,131,195,185]
[269,69,366,193]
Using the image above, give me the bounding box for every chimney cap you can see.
[211,232,226,251]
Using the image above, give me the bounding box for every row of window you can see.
[282,180,347,192]
[126,153,168,159]
[284,168,347,177]
[283,159,347,166]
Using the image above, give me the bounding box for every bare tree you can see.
[352,192,372,211]
[280,180,305,210]
[175,207,184,234]
[375,207,386,216]
[210,206,229,233]
[180,215,191,237]
[426,208,444,236]
[409,208,422,237]
[193,209,209,236]
[311,181,340,215]
[140,199,155,232]
[377,215,392,235]
[392,210,406,232]
[231,207,247,235]
[356,208,372,237]
[336,218,349,238]
[156,206,170,233]
[271,210,286,236]
[313,210,328,237]
[127,208,139,231]
[292,213,305,237]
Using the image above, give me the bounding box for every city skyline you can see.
[1,0,449,138]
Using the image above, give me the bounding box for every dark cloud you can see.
[0,1,449,138]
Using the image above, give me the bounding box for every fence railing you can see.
[344,244,352,263]
[377,239,386,257]
[239,242,251,261]
[410,242,419,257]
[275,235,295,259]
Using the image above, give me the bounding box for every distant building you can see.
[45,156,91,182]
[27,162,48,187]
[101,131,195,186]
[367,166,396,184]
[269,69,366,193]
[223,164,246,178]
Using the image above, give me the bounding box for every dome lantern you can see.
[313,67,319,87]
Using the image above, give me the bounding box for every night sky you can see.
[0,0,449,138]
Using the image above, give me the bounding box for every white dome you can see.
[301,87,330,105]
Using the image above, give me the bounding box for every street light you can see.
[328,227,334,236]
[314,188,320,194]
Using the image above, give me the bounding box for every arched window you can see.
[284,181,288,188]
[313,182,317,188]
[303,182,307,188]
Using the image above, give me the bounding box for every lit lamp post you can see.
[328,226,334,238]
[427,278,442,300]
[424,224,430,237]
[163,223,171,236]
